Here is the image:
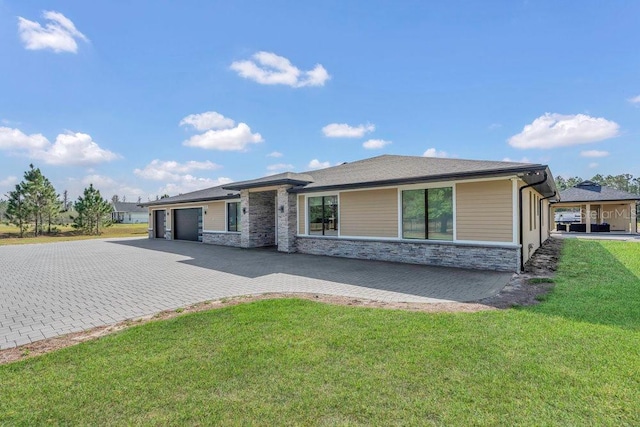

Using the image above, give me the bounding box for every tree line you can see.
[1,165,112,237]
[555,173,640,194]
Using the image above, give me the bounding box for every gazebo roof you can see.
[557,181,639,203]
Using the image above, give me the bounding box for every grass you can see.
[1,240,639,425]
[0,223,148,245]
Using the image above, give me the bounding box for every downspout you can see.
[518,171,548,272]
[539,192,556,247]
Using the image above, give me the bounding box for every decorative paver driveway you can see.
[0,238,511,349]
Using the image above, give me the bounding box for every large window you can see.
[227,202,240,232]
[308,195,338,236]
[402,187,453,240]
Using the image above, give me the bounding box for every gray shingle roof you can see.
[112,202,148,213]
[223,172,314,190]
[139,185,239,207]
[140,154,556,207]
[558,181,639,203]
[285,155,547,192]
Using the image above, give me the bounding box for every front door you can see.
[155,210,166,238]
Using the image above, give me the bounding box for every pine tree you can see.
[73,184,112,235]
[6,183,30,237]
[42,178,61,234]
[4,165,60,236]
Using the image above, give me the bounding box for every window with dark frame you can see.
[308,195,338,236]
[402,187,453,240]
[227,202,240,232]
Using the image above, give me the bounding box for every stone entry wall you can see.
[241,190,276,248]
[296,236,520,272]
[203,232,241,247]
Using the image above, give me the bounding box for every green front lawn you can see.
[1,240,639,425]
[0,223,148,245]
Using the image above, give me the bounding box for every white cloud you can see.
[134,159,221,181]
[132,159,231,197]
[362,139,392,150]
[37,132,119,166]
[267,163,294,172]
[230,51,330,88]
[628,95,640,104]
[0,127,118,166]
[580,150,609,158]
[79,174,144,201]
[588,162,599,169]
[422,148,449,158]
[0,127,49,150]
[159,176,233,196]
[308,159,331,170]
[18,10,88,53]
[179,111,235,131]
[508,113,620,149]
[267,151,283,158]
[322,123,375,138]
[183,123,263,151]
[502,157,531,163]
[488,123,502,130]
[0,175,18,189]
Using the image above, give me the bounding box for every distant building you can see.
[551,181,639,233]
[111,202,148,224]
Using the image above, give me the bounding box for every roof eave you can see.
[223,178,313,191]
[288,165,549,194]
[138,194,240,207]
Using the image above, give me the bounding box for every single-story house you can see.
[551,181,638,233]
[111,202,149,224]
[140,155,558,272]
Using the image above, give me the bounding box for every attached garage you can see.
[173,208,202,242]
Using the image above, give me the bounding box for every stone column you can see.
[240,189,250,248]
[277,186,297,253]
[585,203,591,233]
[630,202,637,234]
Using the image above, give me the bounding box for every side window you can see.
[402,187,453,240]
[227,202,240,232]
[308,196,338,236]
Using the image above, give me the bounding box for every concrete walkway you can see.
[551,231,640,241]
[0,238,511,349]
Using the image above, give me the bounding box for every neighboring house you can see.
[112,202,149,224]
[551,181,639,233]
[140,155,558,272]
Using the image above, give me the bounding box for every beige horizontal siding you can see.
[456,180,512,242]
[298,195,305,234]
[340,189,398,237]
[207,201,226,231]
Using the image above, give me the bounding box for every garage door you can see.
[173,208,201,241]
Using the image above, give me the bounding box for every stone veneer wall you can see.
[203,232,241,247]
[296,236,520,272]
[244,190,276,247]
[277,187,297,253]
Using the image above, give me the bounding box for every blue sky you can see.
[1,1,639,201]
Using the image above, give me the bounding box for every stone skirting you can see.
[203,232,241,247]
[295,236,520,272]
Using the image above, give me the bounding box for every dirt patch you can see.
[479,237,562,309]
[0,238,563,365]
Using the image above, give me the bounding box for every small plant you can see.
[175,307,184,313]
[528,277,555,284]
[21,349,30,357]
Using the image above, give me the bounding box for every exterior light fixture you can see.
[242,207,247,214]
[279,205,285,213]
